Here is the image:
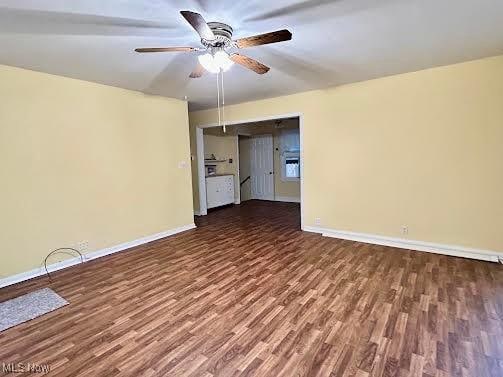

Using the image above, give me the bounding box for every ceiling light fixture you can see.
[198,50,234,74]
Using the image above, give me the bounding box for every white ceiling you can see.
[0,0,502,110]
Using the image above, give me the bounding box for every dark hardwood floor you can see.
[1,201,502,377]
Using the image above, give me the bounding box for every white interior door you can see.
[250,135,274,200]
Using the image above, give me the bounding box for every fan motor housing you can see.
[202,22,234,49]
[208,22,233,39]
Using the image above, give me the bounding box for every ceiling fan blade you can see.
[135,47,197,53]
[180,10,215,40]
[229,53,270,74]
[235,29,292,48]
[189,63,206,78]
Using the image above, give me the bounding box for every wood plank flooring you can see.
[0,201,502,377]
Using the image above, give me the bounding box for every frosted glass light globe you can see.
[198,51,234,73]
[198,53,219,74]
[213,51,234,72]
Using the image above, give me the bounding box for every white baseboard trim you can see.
[302,226,500,263]
[302,226,324,234]
[194,210,202,216]
[0,223,196,289]
[274,196,301,203]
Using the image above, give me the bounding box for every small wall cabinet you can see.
[206,175,235,209]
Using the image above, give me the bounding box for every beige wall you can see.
[190,55,503,253]
[0,64,194,279]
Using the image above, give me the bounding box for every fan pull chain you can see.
[221,69,226,133]
[216,69,221,128]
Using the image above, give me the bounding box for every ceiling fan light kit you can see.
[135,10,292,78]
[198,50,234,74]
[135,10,292,131]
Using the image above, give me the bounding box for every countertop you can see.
[205,174,234,178]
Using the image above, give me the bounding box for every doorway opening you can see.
[195,114,304,228]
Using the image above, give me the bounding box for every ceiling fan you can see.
[135,10,292,77]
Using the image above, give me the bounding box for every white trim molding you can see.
[274,196,301,203]
[0,223,196,289]
[303,226,500,263]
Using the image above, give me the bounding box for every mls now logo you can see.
[2,362,51,374]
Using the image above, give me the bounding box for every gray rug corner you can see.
[0,288,69,332]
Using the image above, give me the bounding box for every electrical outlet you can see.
[314,218,321,226]
[401,226,409,235]
[76,240,89,253]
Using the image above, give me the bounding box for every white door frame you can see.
[195,112,305,230]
